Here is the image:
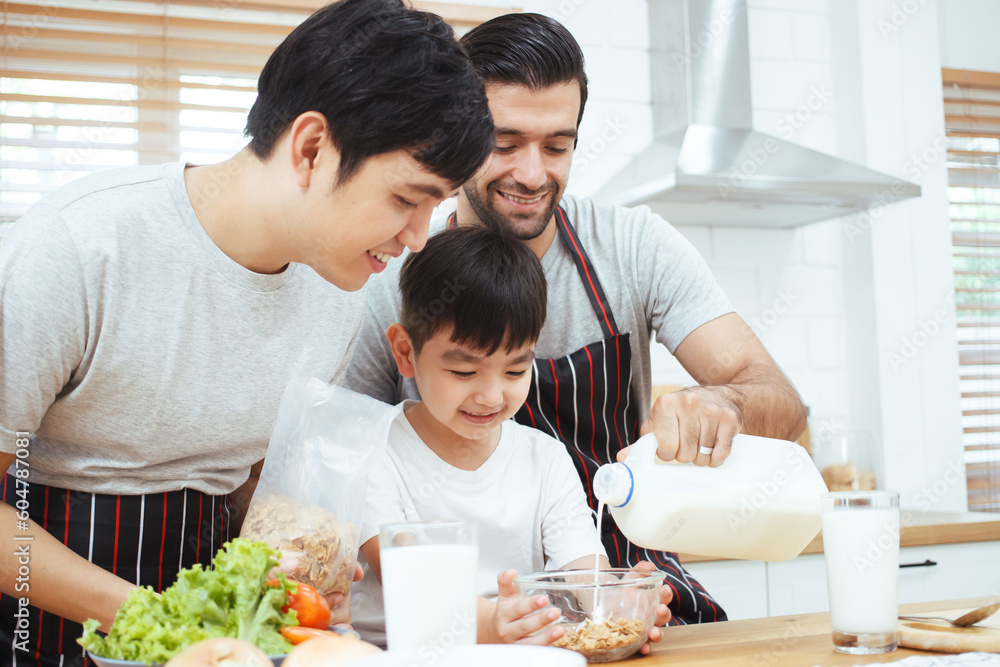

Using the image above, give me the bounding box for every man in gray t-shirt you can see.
[0,1,494,663]
[344,13,807,626]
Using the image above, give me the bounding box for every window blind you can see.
[945,67,1000,513]
[0,0,517,234]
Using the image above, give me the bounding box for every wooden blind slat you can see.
[949,149,1000,159]
[0,115,151,131]
[944,68,1000,90]
[2,2,298,34]
[11,48,266,74]
[1,93,249,114]
[19,26,280,55]
[2,70,256,92]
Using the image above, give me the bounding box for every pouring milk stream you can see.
[593,433,829,561]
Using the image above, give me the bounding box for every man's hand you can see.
[632,561,672,656]
[619,387,742,467]
[487,570,564,645]
[324,562,364,626]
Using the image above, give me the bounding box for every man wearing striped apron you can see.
[0,1,495,664]
[345,13,808,626]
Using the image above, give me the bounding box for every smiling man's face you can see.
[461,82,580,252]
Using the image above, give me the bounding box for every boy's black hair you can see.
[399,226,547,355]
[460,12,588,131]
[245,0,494,188]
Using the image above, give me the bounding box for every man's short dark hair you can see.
[460,12,588,130]
[399,226,547,355]
[245,0,493,187]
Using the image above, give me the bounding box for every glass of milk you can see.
[820,491,900,654]
[380,520,478,652]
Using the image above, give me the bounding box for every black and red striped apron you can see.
[0,475,233,666]
[449,207,726,625]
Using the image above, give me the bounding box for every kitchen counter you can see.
[679,511,1000,563]
[614,596,999,666]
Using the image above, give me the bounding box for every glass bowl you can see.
[514,569,665,663]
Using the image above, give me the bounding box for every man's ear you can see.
[286,111,338,190]
[387,323,417,379]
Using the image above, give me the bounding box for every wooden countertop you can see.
[679,511,1000,563]
[613,596,999,666]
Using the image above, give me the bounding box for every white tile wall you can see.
[747,9,794,60]
[800,218,842,268]
[712,228,800,268]
[750,62,836,114]
[606,0,650,50]
[711,267,760,315]
[584,46,651,104]
[937,0,1000,72]
[750,0,826,12]
[791,12,832,61]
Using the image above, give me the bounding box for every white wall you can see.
[436,0,1000,510]
[938,0,1000,72]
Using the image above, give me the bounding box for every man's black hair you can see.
[460,12,588,130]
[245,0,493,187]
[399,226,547,355]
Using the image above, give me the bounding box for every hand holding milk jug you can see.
[594,433,829,561]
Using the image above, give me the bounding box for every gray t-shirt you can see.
[344,195,733,421]
[0,163,365,495]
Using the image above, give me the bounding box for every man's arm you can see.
[228,459,263,535]
[642,313,807,466]
[0,452,136,632]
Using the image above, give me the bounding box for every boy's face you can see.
[392,325,536,441]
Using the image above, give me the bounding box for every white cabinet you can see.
[682,559,768,621]
[686,540,1000,619]
[765,541,1000,617]
[896,541,1000,604]
[765,553,829,617]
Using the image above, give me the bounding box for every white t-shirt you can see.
[351,404,605,641]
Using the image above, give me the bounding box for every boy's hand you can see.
[491,570,564,645]
[631,561,672,656]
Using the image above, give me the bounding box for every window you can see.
[945,67,1000,513]
[0,0,517,236]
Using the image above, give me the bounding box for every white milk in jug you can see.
[593,433,828,561]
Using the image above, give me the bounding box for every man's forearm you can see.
[1,502,135,632]
[708,361,807,442]
[229,459,264,535]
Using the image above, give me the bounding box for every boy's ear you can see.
[386,323,417,379]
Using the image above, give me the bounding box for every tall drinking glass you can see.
[380,520,478,651]
[820,491,900,654]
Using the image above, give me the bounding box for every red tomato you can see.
[267,580,332,630]
[280,625,338,645]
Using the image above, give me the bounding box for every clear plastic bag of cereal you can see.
[241,376,401,598]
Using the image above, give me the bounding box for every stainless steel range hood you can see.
[595,0,921,227]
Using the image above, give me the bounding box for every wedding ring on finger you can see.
[698,445,714,457]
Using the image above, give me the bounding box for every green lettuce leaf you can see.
[78,538,296,663]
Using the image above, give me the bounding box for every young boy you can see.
[350,226,616,645]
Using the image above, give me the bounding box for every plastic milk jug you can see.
[593,433,829,561]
